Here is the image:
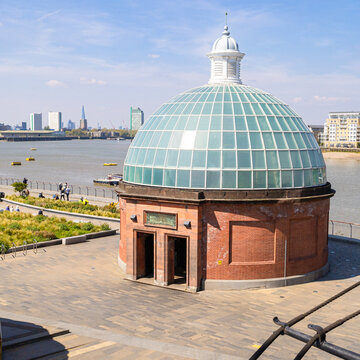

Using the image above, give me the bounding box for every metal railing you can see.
[329,220,360,240]
[1,239,39,261]
[0,177,118,200]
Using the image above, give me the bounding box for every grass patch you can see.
[0,212,110,250]
[6,195,120,218]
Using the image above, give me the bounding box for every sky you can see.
[0,0,359,128]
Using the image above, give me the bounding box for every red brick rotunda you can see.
[118,25,335,292]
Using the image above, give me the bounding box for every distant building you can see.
[323,112,360,148]
[21,122,27,130]
[308,125,324,144]
[67,120,75,130]
[0,123,11,131]
[30,113,42,131]
[130,107,144,130]
[80,105,88,130]
[48,112,62,131]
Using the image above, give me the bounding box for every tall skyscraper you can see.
[67,120,75,130]
[80,105,88,130]
[30,113,42,131]
[130,107,144,130]
[48,112,62,131]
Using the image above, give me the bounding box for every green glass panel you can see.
[249,132,263,149]
[243,103,254,115]
[164,169,176,187]
[215,91,223,102]
[127,166,135,182]
[251,103,263,115]
[212,102,222,114]
[300,151,310,167]
[176,170,190,187]
[140,131,153,147]
[246,116,259,130]
[281,170,293,187]
[152,168,163,185]
[317,150,325,167]
[223,115,234,130]
[206,93,215,101]
[308,150,317,167]
[166,150,179,166]
[164,116,177,130]
[224,92,231,102]
[222,171,236,188]
[290,151,302,168]
[223,132,235,149]
[153,149,166,166]
[266,151,279,169]
[293,132,306,149]
[273,132,287,149]
[192,102,203,114]
[279,151,291,169]
[223,151,236,168]
[263,132,275,149]
[143,167,152,185]
[169,131,181,148]
[144,149,155,166]
[237,151,251,168]
[230,92,239,102]
[260,103,272,115]
[178,150,192,168]
[268,104,280,115]
[158,131,171,147]
[136,148,146,165]
[246,93,257,102]
[252,151,265,169]
[223,102,233,114]
[124,165,129,180]
[233,103,243,115]
[239,93,248,102]
[235,116,246,130]
[236,132,249,149]
[277,117,290,131]
[182,102,195,115]
[174,116,187,130]
[149,131,162,147]
[194,131,208,149]
[207,151,220,168]
[208,132,221,149]
[202,102,213,114]
[304,169,312,186]
[284,133,297,149]
[191,170,205,188]
[286,117,298,131]
[257,116,270,130]
[268,170,280,188]
[312,169,320,186]
[294,170,303,187]
[192,150,206,167]
[198,116,210,130]
[185,116,199,130]
[253,171,266,188]
[238,171,251,188]
[174,103,186,115]
[267,116,280,130]
[135,167,143,183]
[206,171,220,188]
[210,115,221,130]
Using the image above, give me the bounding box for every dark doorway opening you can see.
[169,236,187,284]
[136,232,155,278]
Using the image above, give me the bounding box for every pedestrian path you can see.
[0,235,358,359]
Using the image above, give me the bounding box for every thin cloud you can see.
[80,77,106,85]
[292,97,302,103]
[36,9,62,22]
[46,79,65,87]
[313,95,349,103]
[148,54,160,59]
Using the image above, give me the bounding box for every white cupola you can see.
[207,25,245,84]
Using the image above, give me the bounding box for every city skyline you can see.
[0,0,359,127]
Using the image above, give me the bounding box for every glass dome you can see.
[123,83,326,190]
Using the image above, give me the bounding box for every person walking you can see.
[65,186,70,201]
[60,185,65,200]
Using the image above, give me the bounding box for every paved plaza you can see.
[0,235,359,359]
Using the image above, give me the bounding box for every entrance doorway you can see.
[168,236,187,285]
[136,232,155,278]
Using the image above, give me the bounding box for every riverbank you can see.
[322,151,360,160]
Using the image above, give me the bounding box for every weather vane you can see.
[225,12,228,25]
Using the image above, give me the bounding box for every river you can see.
[0,140,358,223]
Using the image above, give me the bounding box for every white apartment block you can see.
[323,112,360,148]
[48,112,62,131]
[30,113,42,131]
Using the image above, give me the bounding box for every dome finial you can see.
[223,12,230,35]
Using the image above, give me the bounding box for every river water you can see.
[0,140,358,223]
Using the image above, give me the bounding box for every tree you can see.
[12,182,28,196]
